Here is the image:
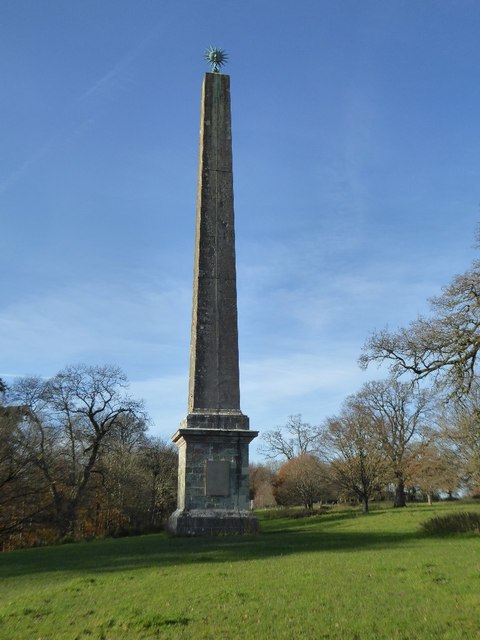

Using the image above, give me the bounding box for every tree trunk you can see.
[149,475,158,527]
[393,476,406,507]
[55,500,76,539]
[427,492,432,505]
[362,497,369,514]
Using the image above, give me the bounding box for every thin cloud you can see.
[0,24,161,195]
[0,278,190,375]
[0,143,53,194]
[79,17,175,103]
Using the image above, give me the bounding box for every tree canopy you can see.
[360,258,480,397]
[259,414,323,461]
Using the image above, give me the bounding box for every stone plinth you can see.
[168,509,258,537]
[167,425,258,536]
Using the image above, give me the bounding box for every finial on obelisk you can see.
[204,46,228,73]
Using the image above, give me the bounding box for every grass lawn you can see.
[0,502,479,639]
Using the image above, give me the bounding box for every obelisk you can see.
[168,51,258,535]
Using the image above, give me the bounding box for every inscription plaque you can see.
[205,460,230,496]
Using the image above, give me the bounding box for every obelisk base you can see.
[168,509,258,536]
[168,422,258,536]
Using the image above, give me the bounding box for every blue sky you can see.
[1,1,479,459]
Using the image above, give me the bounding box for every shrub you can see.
[421,511,480,535]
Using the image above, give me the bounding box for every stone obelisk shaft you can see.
[168,71,257,536]
[188,72,240,414]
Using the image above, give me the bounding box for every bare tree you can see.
[139,437,178,526]
[360,258,480,397]
[273,454,332,510]
[407,436,461,504]
[0,405,47,544]
[438,384,480,494]
[249,463,276,508]
[0,407,30,495]
[260,414,323,461]
[324,399,388,513]
[353,378,432,507]
[9,364,147,538]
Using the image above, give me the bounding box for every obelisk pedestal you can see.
[167,71,258,535]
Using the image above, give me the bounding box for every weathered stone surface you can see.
[188,72,241,414]
[185,411,249,430]
[206,460,230,496]
[172,428,257,512]
[167,509,258,536]
[169,72,258,536]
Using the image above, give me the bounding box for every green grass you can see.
[1,502,480,639]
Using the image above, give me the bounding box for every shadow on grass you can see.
[0,509,426,579]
